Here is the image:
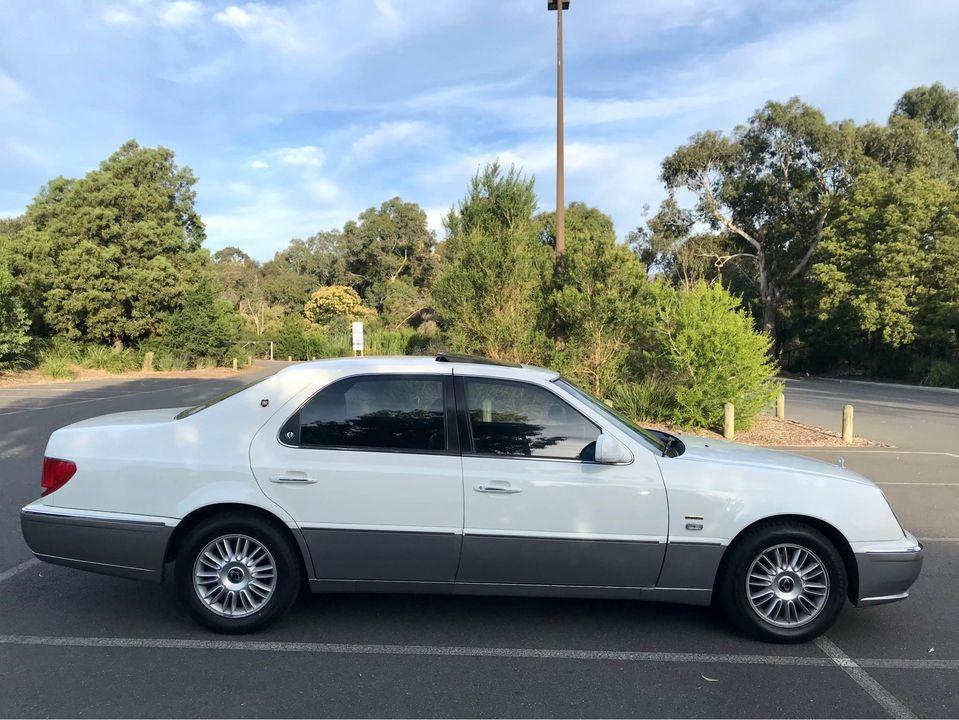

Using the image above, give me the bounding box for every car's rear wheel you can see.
[720,521,847,643]
[175,512,301,633]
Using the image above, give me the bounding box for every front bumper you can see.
[854,532,923,606]
[20,506,173,583]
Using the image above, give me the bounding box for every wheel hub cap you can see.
[747,543,829,628]
[193,534,277,618]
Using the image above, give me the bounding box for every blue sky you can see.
[2,0,959,261]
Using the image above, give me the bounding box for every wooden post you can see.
[141,351,154,373]
[724,402,735,440]
[842,404,854,444]
[287,355,292,362]
[776,392,785,420]
[232,357,237,371]
[247,354,253,367]
[269,341,274,361]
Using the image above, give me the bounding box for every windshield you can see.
[174,378,266,419]
[553,377,667,454]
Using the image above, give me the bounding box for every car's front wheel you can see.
[720,521,847,643]
[175,511,302,633]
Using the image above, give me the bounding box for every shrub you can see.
[153,351,189,372]
[645,281,781,430]
[920,358,959,388]
[609,379,678,425]
[194,356,218,370]
[367,327,416,355]
[39,355,75,380]
[81,345,137,374]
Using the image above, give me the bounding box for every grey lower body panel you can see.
[20,510,172,582]
[457,534,666,587]
[302,527,462,582]
[855,546,923,606]
[656,541,726,590]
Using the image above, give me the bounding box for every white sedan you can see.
[20,354,922,642]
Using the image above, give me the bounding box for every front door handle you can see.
[474,482,522,494]
[270,472,317,484]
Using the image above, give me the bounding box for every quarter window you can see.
[293,376,447,452]
[463,378,599,460]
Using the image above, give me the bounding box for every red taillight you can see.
[41,457,76,497]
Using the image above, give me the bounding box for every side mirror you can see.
[594,433,633,464]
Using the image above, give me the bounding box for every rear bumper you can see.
[20,506,173,583]
[854,532,923,607]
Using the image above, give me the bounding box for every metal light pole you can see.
[548,0,569,257]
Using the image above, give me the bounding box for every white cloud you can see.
[0,73,26,104]
[102,6,140,25]
[249,159,269,169]
[349,121,433,163]
[214,4,305,54]
[157,1,202,28]
[422,205,448,238]
[308,178,339,202]
[276,145,324,167]
[203,189,355,260]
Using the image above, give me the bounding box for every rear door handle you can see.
[270,472,317,484]
[474,482,521,494]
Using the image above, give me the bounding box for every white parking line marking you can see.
[0,634,833,665]
[0,559,39,585]
[815,636,916,719]
[877,482,959,486]
[794,449,959,459]
[0,634,958,671]
[918,537,959,542]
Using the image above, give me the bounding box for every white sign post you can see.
[351,321,364,356]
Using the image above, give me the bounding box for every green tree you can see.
[661,99,859,348]
[0,238,30,369]
[891,82,959,139]
[434,163,552,363]
[342,198,435,311]
[260,230,350,311]
[212,246,283,336]
[810,171,959,366]
[160,276,241,361]
[13,140,207,344]
[540,203,652,396]
[628,195,728,288]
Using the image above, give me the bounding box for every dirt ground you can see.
[645,413,883,447]
[0,365,257,388]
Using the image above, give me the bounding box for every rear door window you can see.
[285,375,447,452]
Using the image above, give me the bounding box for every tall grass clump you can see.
[38,354,76,380]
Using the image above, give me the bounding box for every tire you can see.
[175,511,302,633]
[719,521,847,643]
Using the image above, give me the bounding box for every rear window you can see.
[174,378,266,419]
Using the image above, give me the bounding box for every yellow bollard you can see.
[724,402,735,440]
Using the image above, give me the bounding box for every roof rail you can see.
[434,353,521,368]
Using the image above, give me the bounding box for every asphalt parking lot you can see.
[1,367,957,718]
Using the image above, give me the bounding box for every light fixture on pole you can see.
[547,0,569,257]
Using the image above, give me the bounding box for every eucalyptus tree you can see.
[660,98,859,348]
